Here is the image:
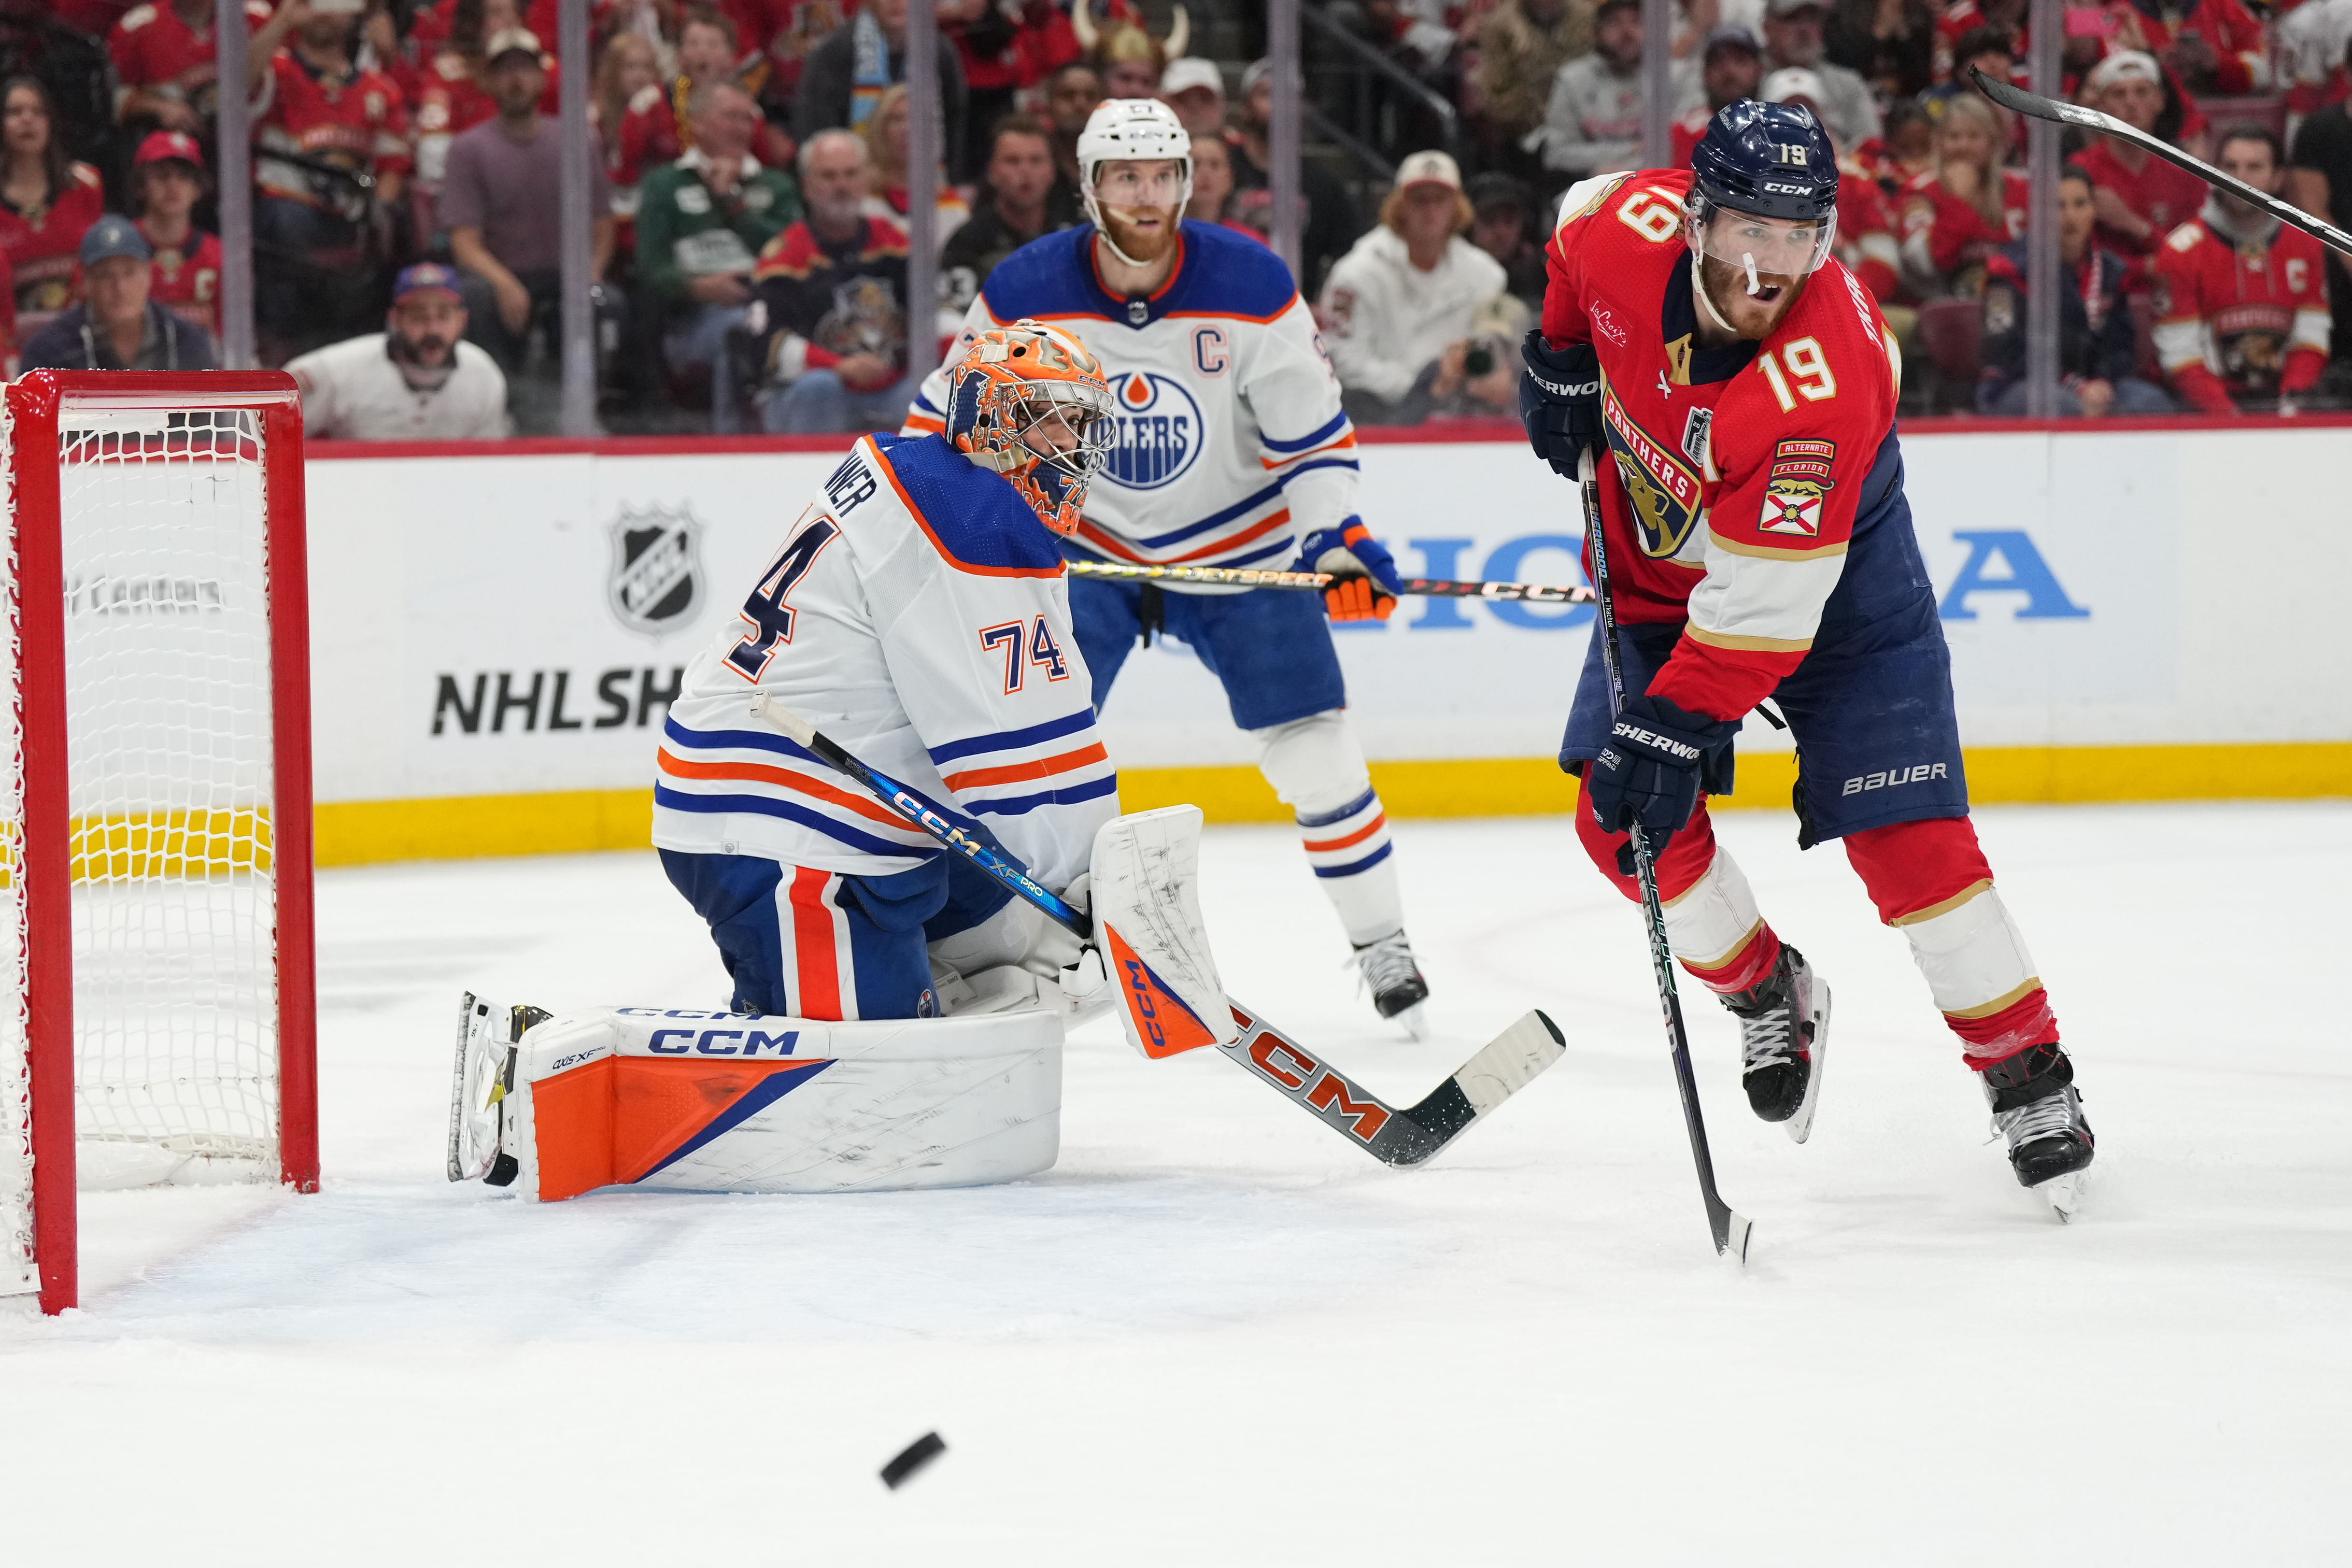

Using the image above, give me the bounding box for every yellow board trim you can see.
[311,742,2352,868]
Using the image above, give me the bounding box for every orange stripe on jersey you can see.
[1171,507,1291,563]
[1262,435,1358,469]
[870,436,1064,579]
[657,749,922,833]
[788,866,843,1019]
[1073,519,1148,562]
[941,743,1110,791]
[1302,813,1386,853]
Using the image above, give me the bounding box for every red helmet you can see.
[941,319,1115,536]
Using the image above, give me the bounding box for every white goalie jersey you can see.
[904,221,1360,584]
[653,433,1118,891]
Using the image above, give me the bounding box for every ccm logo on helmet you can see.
[1764,181,1813,194]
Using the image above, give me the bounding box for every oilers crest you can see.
[1100,370,1204,490]
[1601,381,1704,558]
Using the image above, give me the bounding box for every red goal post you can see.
[3,372,317,1317]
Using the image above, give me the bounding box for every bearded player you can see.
[1519,102,2095,1213]
[905,99,1434,1037]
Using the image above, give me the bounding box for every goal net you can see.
[1,373,316,1315]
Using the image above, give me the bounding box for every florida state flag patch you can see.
[1761,438,1835,536]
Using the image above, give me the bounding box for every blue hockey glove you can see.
[1295,518,1402,622]
[1586,694,1740,873]
[1519,330,1603,481]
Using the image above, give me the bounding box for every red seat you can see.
[1914,296,1984,386]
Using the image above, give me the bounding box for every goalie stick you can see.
[746,693,1565,1168]
[1970,66,2352,262]
[1067,558,1596,605]
[1577,452,1754,1263]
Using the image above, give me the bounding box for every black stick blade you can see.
[880,1431,947,1490]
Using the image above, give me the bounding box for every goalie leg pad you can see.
[489,1006,1061,1200]
[1254,711,1405,946]
[1091,805,1239,1057]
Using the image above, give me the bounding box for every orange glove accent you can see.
[1322,576,1398,622]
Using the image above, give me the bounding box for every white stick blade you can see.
[1453,1010,1565,1118]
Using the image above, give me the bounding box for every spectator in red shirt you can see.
[592,28,670,264]
[940,0,1079,181]
[2152,127,2334,413]
[245,0,415,359]
[0,77,108,347]
[129,129,224,337]
[2073,49,2209,260]
[1896,92,2025,295]
[1671,25,1765,167]
[109,0,276,138]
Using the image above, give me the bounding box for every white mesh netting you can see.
[3,404,285,1299]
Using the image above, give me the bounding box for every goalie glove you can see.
[1294,518,1402,622]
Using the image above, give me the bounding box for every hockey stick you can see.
[1970,66,2352,262]
[747,693,1565,1167]
[1577,452,1753,1263]
[1067,558,1596,605]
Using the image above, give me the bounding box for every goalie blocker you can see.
[449,808,1235,1198]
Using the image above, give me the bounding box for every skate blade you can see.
[1386,1001,1431,1042]
[2038,1166,2090,1223]
[1784,980,1832,1145]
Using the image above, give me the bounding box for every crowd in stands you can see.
[2,0,2347,436]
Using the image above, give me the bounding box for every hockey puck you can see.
[880,1431,946,1490]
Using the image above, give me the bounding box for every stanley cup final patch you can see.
[1759,438,1835,537]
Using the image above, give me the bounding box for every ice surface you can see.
[5,805,2349,1565]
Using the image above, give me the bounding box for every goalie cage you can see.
[2,372,318,1316]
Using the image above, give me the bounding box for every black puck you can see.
[880,1431,946,1490]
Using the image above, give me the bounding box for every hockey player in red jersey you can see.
[1519,101,2094,1213]
[2151,126,2333,414]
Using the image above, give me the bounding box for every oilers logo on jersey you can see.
[1100,370,1203,490]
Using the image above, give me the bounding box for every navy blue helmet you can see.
[1690,99,1839,223]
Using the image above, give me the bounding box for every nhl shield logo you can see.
[607,505,704,636]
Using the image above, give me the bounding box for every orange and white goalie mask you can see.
[942,319,1115,535]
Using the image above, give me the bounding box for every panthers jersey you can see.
[905,221,1357,588]
[654,434,1118,891]
[1542,169,1907,723]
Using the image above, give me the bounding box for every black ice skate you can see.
[1720,946,1831,1144]
[1352,930,1431,1040]
[1980,1042,2094,1220]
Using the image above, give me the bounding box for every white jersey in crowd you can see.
[1317,225,1508,406]
[653,432,1117,892]
[904,220,1358,583]
[284,332,512,441]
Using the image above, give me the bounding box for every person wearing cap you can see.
[127,129,222,338]
[19,215,219,373]
[414,0,564,190]
[1465,171,1547,309]
[2074,50,2209,257]
[243,0,415,358]
[1468,0,1595,177]
[1155,56,1226,137]
[282,263,514,440]
[1226,59,1362,294]
[1317,150,1514,423]
[443,25,618,410]
[1540,0,1700,179]
[109,0,277,138]
[1761,0,1880,152]
[1670,25,1765,167]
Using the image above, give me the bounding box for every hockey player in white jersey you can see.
[905,98,1435,1036]
[655,320,1122,1020]
[446,323,1160,1201]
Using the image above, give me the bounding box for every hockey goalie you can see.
[449,322,1235,1199]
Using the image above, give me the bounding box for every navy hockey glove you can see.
[1519,330,1603,480]
[1586,694,1740,873]
[1295,518,1403,622]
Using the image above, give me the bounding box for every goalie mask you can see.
[943,319,1115,536]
